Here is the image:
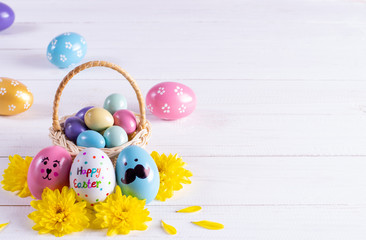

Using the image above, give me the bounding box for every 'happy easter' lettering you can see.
[73,178,101,189]
[73,166,102,189]
[76,166,101,178]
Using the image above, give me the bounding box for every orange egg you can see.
[0,77,33,116]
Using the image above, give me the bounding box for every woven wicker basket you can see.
[49,61,152,163]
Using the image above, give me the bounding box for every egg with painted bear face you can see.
[70,148,116,206]
[27,146,72,199]
[116,145,160,204]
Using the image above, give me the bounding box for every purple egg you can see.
[75,106,94,121]
[0,2,15,31]
[64,117,87,142]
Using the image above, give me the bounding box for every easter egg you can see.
[116,146,160,204]
[27,146,72,199]
[64,116,87,142]
[70,148,116,205]
[0,77,33,116]
[103,126,128,148]
[103,93,127,115]
[84,107,114,131]
[113,109,137,134]
[77,130,106,148]
[47,32,87,69]
[146,82,196,120]
[75,106,94,121]
[0,2,14,31]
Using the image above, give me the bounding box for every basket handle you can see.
[52,60,146,131]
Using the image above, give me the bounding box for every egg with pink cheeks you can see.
[27,146,72,199]
[146,82,196,120]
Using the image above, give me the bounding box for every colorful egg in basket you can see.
[49,61,152,163]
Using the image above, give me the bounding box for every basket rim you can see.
[49,111,152,159]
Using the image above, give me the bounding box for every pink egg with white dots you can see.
[146,82,196,120]
[27,146,72,199]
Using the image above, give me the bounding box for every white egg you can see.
[69,148,116,206]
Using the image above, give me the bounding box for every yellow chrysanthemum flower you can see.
[93,186,151,236]
[151,151,192,201]
[1,154,32,198]
[28,186,89,237]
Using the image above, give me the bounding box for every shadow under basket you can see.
[49,61,152,164]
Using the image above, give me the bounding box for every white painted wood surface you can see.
[1,0,366,239]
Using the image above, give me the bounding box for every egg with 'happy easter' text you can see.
[116,145,160,204]
[27,146,72,199]
[0,77,33,116]
[146,82,196,120]
[47,32,87,69]
[70,148,116,206]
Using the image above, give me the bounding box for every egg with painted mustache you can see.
[116,146,160,204]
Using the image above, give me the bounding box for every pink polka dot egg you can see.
[146,82,196,120]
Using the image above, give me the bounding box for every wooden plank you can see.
[0,205,364,239]
[1,156,366,206]
[1,79,366,157]
[0,0,365,80]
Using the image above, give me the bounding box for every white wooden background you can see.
[1,0,366,239]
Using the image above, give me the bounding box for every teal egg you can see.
[77,130,106,148]
[103,126,128,148]
[115,146,160,204]
[103,93,127,115]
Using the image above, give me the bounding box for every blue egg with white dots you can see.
[47,32,87,68]
[116,145,160,204]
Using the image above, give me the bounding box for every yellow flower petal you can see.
[28,187,89,237]
[0,222,9,232]
[1,155,32,198]
[161,220,177,235]
[93,186,151,236]
[176,206,202,213]
[151,151,192,201]
[191,220,224,230]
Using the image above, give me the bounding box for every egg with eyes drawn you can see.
[27,146,72,199]
[116,145,160,204]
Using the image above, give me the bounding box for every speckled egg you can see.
[116,146,160,204]
[47,32,87,68]
[84,107,114,131]
[103,126,128,148]
[28,146,72,199]
[70,148,116,206]
[0,77,33,116]
[77,130,106,148]
[103,93,127,115]
[0,2,15,31]
[146,82,196,120]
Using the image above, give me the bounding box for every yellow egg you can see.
[0,77,33,116]
[84,107,114,131]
